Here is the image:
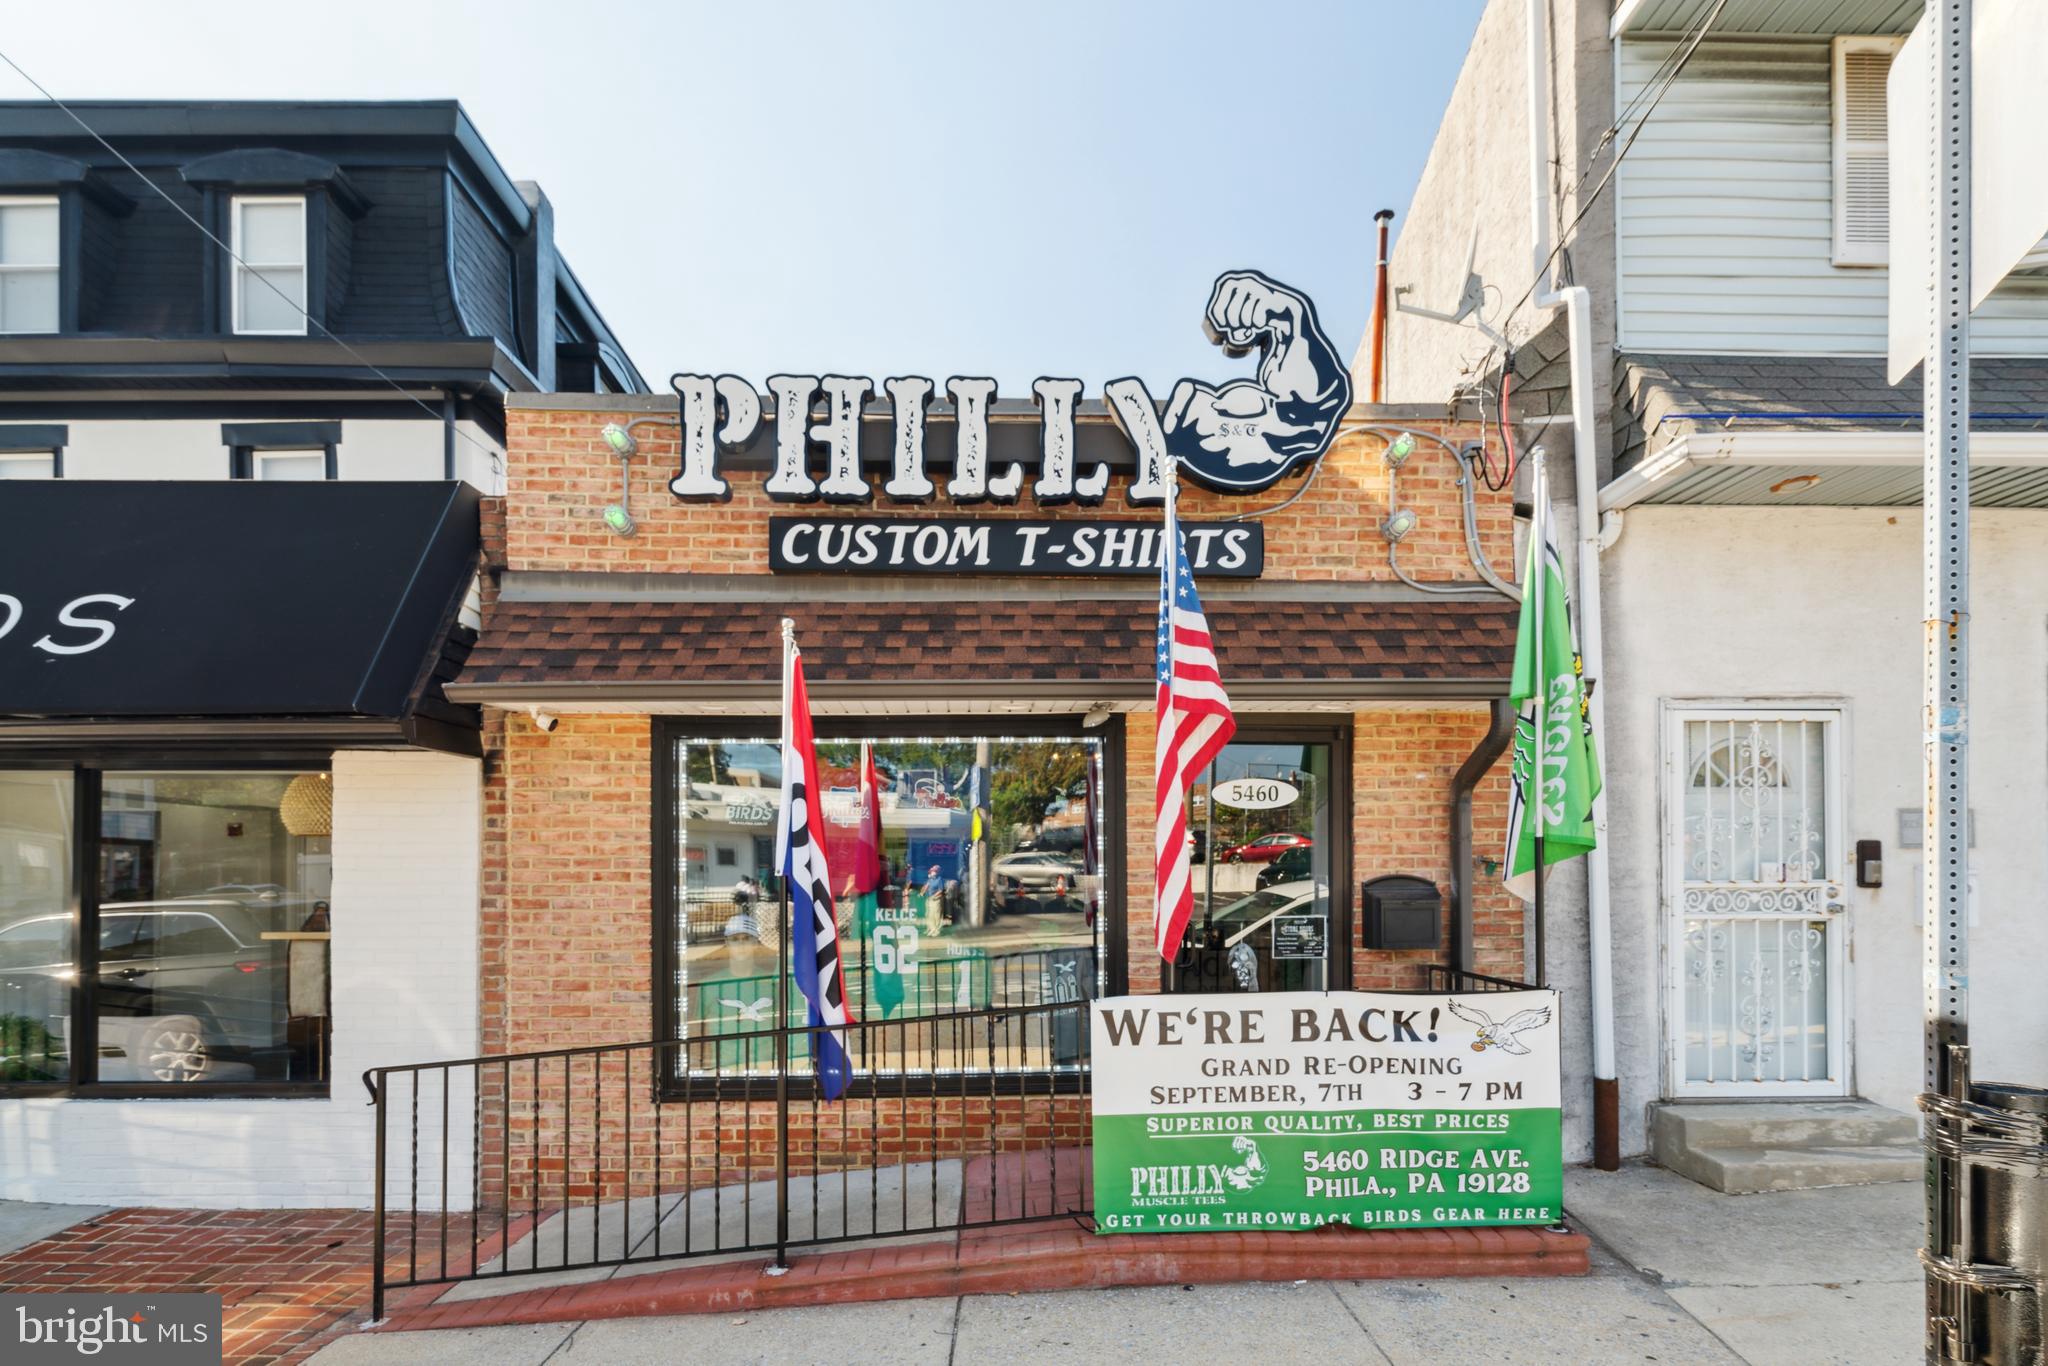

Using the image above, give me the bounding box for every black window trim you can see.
[651,713,1125,1102]
[0,756,335,1100]
[1164,716,1355,995]
[223,420,340,481]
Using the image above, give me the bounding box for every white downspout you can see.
[1527,0,1620,1169]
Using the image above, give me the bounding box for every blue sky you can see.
[0,0,1483,391]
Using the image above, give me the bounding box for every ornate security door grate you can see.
[1667,712,1846,1095]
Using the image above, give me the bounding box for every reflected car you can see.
[1217,833,1313,864]
[1255,845,1315,890]
[0,901,283,1083]
[990,850,1082,891]
[1199,879,1329,948]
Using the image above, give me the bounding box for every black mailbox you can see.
[1361,875,1443,951]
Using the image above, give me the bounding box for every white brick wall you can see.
[0,750,482,1209]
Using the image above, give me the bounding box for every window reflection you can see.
[1172,742,1334,994]
[0,771,73,1082]
[94,774,332,1085]
[673,735,1105,1077]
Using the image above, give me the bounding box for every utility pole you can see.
[1922,2,1972,1361]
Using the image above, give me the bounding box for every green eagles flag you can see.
[1505,455,1601,902]
[850,743,903,1018]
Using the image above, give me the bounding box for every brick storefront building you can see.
[433,391,1529,1208]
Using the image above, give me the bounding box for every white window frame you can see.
[1831,35,1905,268]
[0,194,61,335]
[251,449,331,481]
[0,453,58,479]
[230,194,307,336]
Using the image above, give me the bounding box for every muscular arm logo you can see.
[1162,270,1352,493]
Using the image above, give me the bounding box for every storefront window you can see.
[0,771,73,1083]
[0,768,332,1091]
[667,732,1107,1080]
[1170,740,1336,994]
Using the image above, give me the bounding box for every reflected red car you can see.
[1218,833,1313,864]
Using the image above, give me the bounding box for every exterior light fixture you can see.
[602,423,639,537]
[1384,432,1417,467]
[1381,508,1418,543]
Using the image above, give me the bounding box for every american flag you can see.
[1153,479,1236,961]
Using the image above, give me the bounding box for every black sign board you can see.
[0,481,480,720]
[768,516,1262,578]
[1271,915,1328,961]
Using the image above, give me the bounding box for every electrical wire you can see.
[1499,0,1730,335]
[1493,357,1519,493]
[0,47,507,475]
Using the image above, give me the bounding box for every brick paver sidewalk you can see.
[0,1207,489,1364]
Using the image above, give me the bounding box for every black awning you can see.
[0,480,481,752]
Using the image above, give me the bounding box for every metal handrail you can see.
[365,995,1096,1320]
[1423,965,1537,993]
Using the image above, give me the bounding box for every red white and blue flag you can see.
[776,624,856,1099]
[1153,477,1236,960]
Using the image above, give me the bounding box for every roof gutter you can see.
[1528,0,1619,1172]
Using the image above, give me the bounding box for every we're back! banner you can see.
[1090,990,1563,1234]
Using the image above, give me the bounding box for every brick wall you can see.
[466,402,1525,1205]
[475,701,1521,1204]
[501,407,1513,584]
[1350,707,1521,988]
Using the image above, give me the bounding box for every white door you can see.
[1664,709,1848,1097]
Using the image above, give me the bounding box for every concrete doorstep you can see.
[1648,1100,1921,1195]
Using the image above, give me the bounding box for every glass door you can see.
[1169,738,1335,994]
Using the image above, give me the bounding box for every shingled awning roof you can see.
[447,595,1518,705]
[1605,354,2048,510]
[1615,353,2048,469]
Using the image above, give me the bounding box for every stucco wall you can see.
[1371,0,1616,472]
[5,418,503,491]
[1601,505,2048,1133]
[0,750,482,1208]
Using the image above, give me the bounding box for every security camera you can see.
[529,707,559,734]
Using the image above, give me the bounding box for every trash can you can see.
[1968,1082,2048,1365]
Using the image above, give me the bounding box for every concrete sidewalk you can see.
[308,1162,1924,1364]
[0,1200,106,1258]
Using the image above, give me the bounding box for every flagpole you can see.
[774,616,795,1268]
[855,740,869,1033]
[1531,449,1547,987]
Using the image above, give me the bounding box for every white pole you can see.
[1527,0,1619,1169]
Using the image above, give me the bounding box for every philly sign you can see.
[666,270,1352,506]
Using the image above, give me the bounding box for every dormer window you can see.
[231,195,307,334]
[0,196,59,334]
